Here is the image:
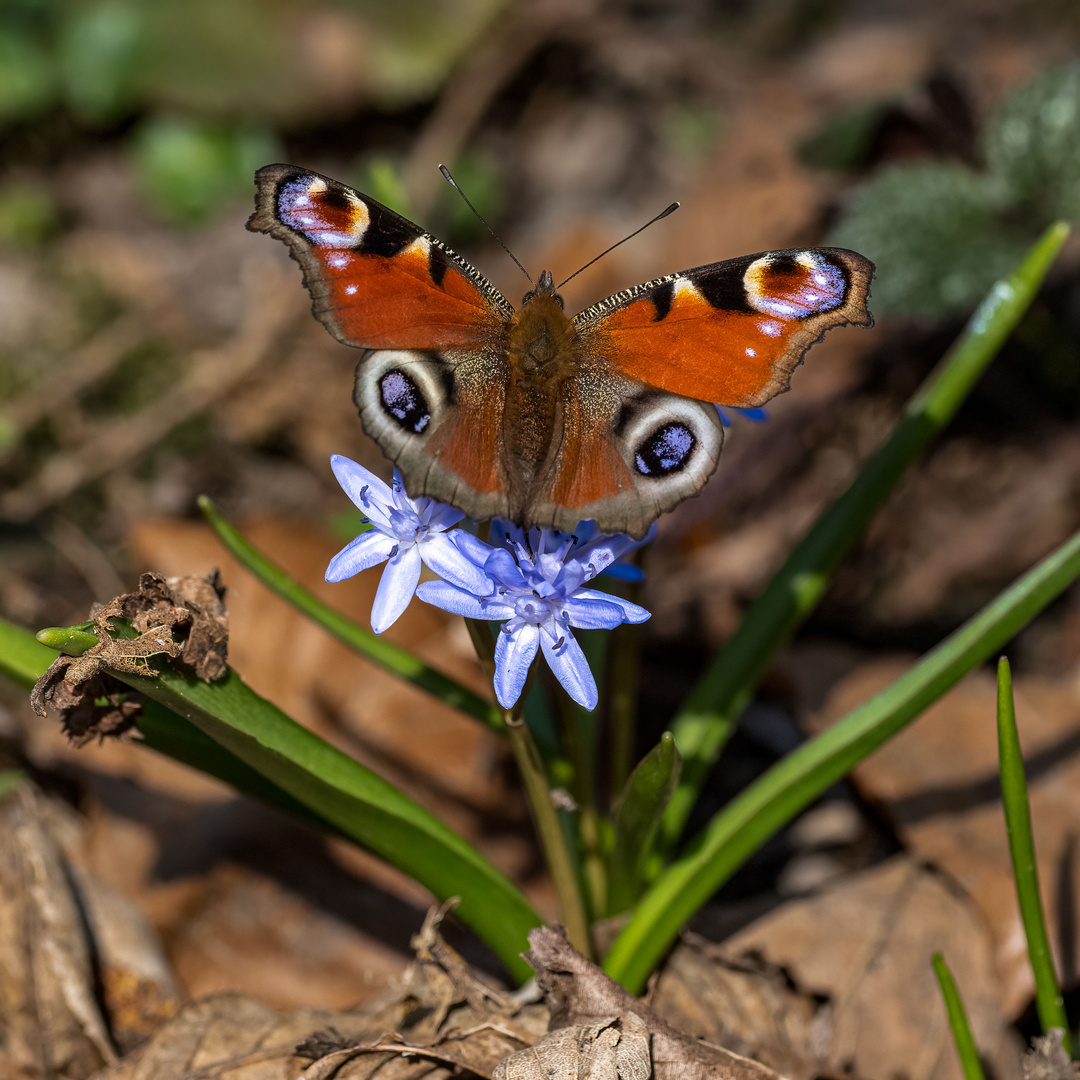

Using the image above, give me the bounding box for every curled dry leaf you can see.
[30,570,228,745]
[0,784,182,1079]
[648,936,830,1080]
[523,926,785,1080]
[0,786,117,1079]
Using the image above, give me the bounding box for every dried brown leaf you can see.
[0,787,117,1079]
[30,570,229,744]
[649,937,829,1080]
[525,927,785,1080]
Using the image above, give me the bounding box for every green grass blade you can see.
[2,617,361,832]
[3,615,540,979]
[197,495,504,732]
[604,522,1080,992]
[115,662,539,980]
[663,222,1071,848]
[932,952,986,1080]
[607,732,682,916]
[997,657,1071,1052]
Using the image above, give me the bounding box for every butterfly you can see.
[248,164,874,539]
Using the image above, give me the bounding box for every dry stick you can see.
[2,257,301,521]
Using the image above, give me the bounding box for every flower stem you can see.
[504,705,593,958]
[465,617,592,956]
[607,619,643,800]
[549,677,606,919]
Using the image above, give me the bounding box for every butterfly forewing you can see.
[248,164,512,352]
[574,248,873,407]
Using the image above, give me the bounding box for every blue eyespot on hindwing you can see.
[379,370,430,434]
[634,422,695,476]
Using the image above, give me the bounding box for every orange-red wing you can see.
[574,248,874,408]
[248,164,512,352]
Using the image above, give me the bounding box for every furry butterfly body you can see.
[248,164,873,538]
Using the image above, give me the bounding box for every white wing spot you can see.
[745,347,756,357]
[345,284,358,295]
[757,318,783,337]
[328,252,350,269]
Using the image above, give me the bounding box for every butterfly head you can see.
[521,270,565,311]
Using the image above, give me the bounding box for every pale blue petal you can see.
[422,532,494,593]
[573,588,651,624]
[494,622,540,708]
[541,629,597,711]
[485,548,527,590]
[451,529,497,567]
[370,545,422,634]
[417,580,515,621]
[325,530,397,582]
[563,595,631,630]
[330,455,393,530]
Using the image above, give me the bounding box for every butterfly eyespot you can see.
[278,176,369,249]
[634,422,696,477]
[379,370,431,434]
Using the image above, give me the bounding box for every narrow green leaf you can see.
[997,657,1071,1052]
[663,221,1071,849]
[604,522,1080,992]
[36,623,99,656]
[0,615,540,979]
[932,952,986,1080]
[197,495,504,732]
[114,662,539,981]
[1,618,396,851]
[607,732,682,916]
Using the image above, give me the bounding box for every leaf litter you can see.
[30,569,228,744]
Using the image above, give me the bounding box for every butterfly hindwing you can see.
[574,248,873,407]
[247,164,512,352]
[529,372,725,537]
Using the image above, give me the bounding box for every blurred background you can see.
[3,1,1080,1075]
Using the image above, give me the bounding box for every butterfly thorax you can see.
[504,281,580,481]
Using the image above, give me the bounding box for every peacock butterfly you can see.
[248,164,874,538]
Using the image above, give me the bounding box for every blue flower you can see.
[417,524,650,711]
[325,455,489,634]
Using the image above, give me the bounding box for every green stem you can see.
[505,707,593,957]
[997,657,1072,1053]
[932,953,986,1080]
[607,619,643,801]
[466,616,592,956]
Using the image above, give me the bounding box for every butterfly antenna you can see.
[439,164,533,285]
[556,202,680,290]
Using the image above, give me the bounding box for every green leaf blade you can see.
[932,952,986,1080]
[663,221,1071,851]
[997,657,1071,1052]
[118,663,540,981]
[605,521,1080,992]
[607,732,682,916]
